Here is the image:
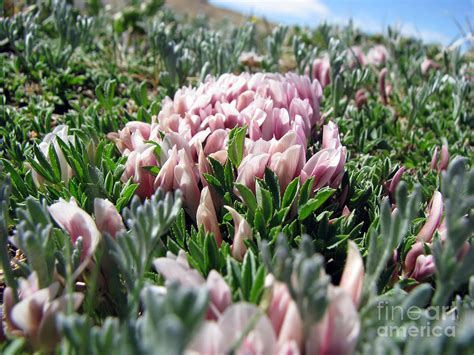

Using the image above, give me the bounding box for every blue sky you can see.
[209,0,473,45]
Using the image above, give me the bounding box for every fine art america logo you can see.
[376,301,456,338]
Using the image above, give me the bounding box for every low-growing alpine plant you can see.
[0,1,473,354]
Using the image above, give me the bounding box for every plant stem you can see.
[0,236,18,302]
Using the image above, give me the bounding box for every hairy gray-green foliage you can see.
[432,157,474,306]
[263,234,330,327]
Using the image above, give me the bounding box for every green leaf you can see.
[235,183,257,215]
[253,208,267,238]
[56,137,86,181]
[203,173,225,196]
[226,256,242,290]
[298,177,314,207]
[227,126,247,167]
[209,157,225,184]
[47,144,62,181]
[1,160,28,197]
[264,168,281,209]
[116,183,138,210]
[298,188,335,220]
[27,157,53,183]
[282,177,299,209]
[188,237,206,274]
[143,166,161,176]
[241,250,256,300]
[249,265,266,303]
[256,181,274,222]
[204,232,220,272]
[33,145,55,182]
[224,159,235,192]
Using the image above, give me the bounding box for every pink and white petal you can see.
[219,303,277,355]
[10,284,59,335]
[48,200,101,259]
[339,241,364,307]
[206,270,232,317]
[153,254,205,287]
[306,286,360,355]
[417,191,443,242]
[185,321,225,355]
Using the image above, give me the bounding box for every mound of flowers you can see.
[108,73,346,218]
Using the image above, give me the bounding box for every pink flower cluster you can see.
[154,240,364,355]
[3,272,83,351]
[48,197,124,278]
[110,73,346,221]
[404,191,470,281]
[310,45,390,89]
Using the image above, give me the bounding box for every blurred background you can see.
[208,0,473,46]
[5,0,472,47]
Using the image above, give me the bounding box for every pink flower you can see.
[268,131,301,155]
[405,227,470,282]
[206,270,232,318]
[204,129,228,155]
[17,272,40,299]
[306,286,360,355]
[160,132,193,162]
[209,150,228,165]
[224,206,253,261]
[289,99,313,138]
[3,272,83,351]
[410,254,436,281]
[431,145,449,172]
[110,72,335,214]
[48,198,101,275]
[153,251,231,319]
[93,198,124,238]
[304,242,362,354]
[122,146,158,199]
[239,51,265,67]
[107,121,152,153]
[31,125,73,186]
[421,58,440,75]
[417,191,443,242]
[277,341,301,355]
[300,147,346,190]
[339,241,364,308]
[173,149,201,219]
[311,56,331,88]
[403,191,448,281]
[154,251,205,286]
[342,205,351,217]
[154,146,179,192]
[321,121,342,150]
[367,45,389,66]
[404,242,426,278]
[196,186,222,245]
[266,276,304,352]
[273,108,291,140]
[355,89,368,109]
[186,321,226,354]
[347,46,366,68]
[269,145,303,190]
[388,166,405,201]
[236,153,270,193]
[187,303,277,355]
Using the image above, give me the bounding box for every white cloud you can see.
[212,0,452,45]
[330,15,451,45]
[211,0,330,19]
[396,23,451,45]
